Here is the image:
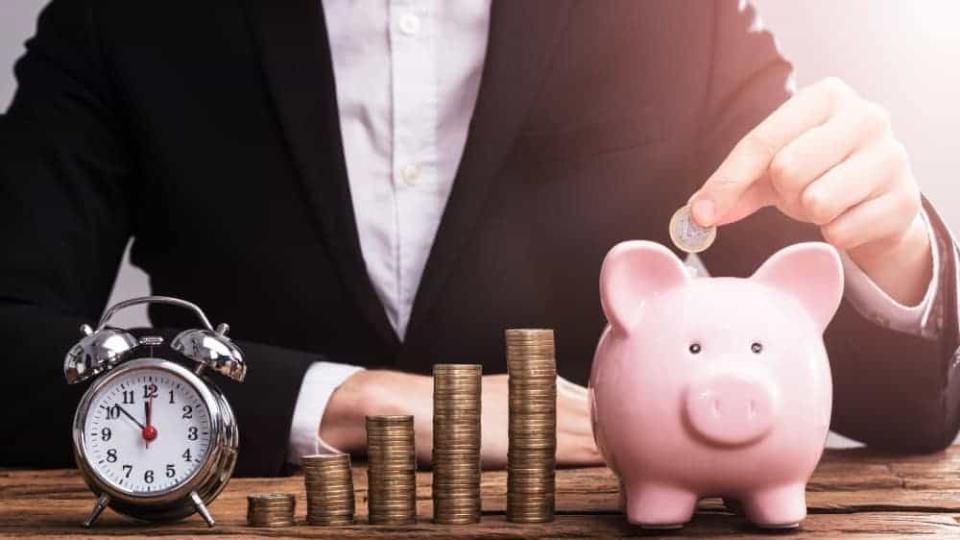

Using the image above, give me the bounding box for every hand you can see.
[689,77,931,305]
[476,374,603,468]
[143,398,157,448]
[110,404,144,430]
[319,369,603,468]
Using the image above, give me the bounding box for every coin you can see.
[431,363,482,525]
[669,204,717,253]
[505,329,557,523]
[246,493,296,527]
[366,415,417,525]
[302,453,355,526]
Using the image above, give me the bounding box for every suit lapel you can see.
[404,0,574,341]
[239,0,399,348]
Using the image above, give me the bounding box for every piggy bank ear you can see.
[751,242,844,331]
[600,241,689,333]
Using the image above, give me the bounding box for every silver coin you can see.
[669,204,716,254]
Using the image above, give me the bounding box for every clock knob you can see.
[171,324,247,382]
[64,325,138,384]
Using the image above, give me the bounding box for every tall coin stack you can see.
[302,453,356,525]
[432,364,482,524]
[366,415,417,525]
[246,493,296,527]
[505,328,557,523]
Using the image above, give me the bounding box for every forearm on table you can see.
[312,369,433,456]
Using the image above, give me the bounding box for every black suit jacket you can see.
[2,0,959,476]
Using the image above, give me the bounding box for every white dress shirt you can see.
[287,0,940,464]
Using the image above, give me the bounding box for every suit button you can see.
[398,14,421,36]
[401,164,421,186]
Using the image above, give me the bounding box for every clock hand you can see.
[143,397,157,448]
[107,404,145,430]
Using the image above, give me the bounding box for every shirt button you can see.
[400,164,421,186]
[397,13,421,36]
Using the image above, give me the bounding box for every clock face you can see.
[81,366,213,496]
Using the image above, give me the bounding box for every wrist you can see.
[318,370,378,453]
[846,215,932,306]
[318,370,428,453]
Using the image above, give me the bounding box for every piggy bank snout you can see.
[684,367,778,447]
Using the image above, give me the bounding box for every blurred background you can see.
[2,0,958,380]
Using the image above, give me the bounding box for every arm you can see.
[690,0,960,451]
[0,0,323,476]
[316,370,601,467]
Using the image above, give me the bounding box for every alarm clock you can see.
[64,296,247,528]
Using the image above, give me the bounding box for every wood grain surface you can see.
[2,446,959,538]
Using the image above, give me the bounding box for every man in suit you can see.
[1,0,958,476]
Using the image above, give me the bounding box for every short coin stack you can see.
[246,493,296,527]
[302,453,356,525]
[505,328,557,523]
[432,364,482,524]
[366,415,417,525]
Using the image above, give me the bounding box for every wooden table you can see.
[3,447,959,538]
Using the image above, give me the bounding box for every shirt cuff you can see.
[287,361,364,465]
[839,209,940,340]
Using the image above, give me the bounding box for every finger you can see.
[767,106,888,212]
[691,78,851,226]
[820,189,919,251]
[715,175,776,225]
[557,433,603,466]
[799,139,905,226]
[557,375,588,398]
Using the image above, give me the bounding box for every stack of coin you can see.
[366,415,417,525]
[303,453,356,525]
[246,493,296,527]
[432,364,482,524]
[505,328,557,523]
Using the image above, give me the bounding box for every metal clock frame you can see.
[72,356,238,527]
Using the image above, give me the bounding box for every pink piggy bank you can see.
[589,240,843,529]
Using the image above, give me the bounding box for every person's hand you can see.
[478,374,603,468]
[689,77,931,306]
[319,369,603,467]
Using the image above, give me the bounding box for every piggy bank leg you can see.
[741,484,807,529]
[624,482,698,529]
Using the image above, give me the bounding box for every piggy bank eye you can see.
[688,343,702,354]
[751,342,763,354]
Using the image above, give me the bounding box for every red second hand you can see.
[143,397,157,448]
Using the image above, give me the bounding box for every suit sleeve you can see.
[0,0,318,476]
[692,0,960,451]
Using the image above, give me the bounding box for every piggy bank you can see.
[589,240,843,529]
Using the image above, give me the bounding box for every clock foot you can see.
[190,491,215,527]
[82,493,111,528]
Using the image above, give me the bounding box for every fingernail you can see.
[691,198,716,226]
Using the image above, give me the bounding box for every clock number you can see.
[100,427,112,442]
[122,464,132,478]
[182,449,192,462]
[106,449,117,463]
[168,389,176,404]
[166,464,176,478]
[144,470,154,484]
[182,405,193,419]
[142,383,158,400]
[187,427,199,441]
[122,390,135,405]
[105,404,121,420]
